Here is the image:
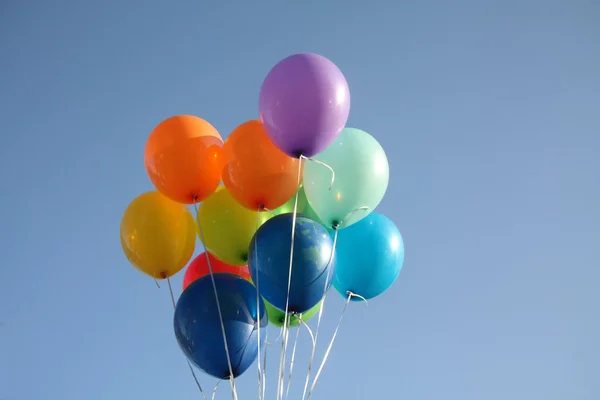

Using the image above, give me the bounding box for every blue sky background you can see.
[1,1,599,399]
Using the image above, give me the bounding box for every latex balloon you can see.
[197,187,271,266]
[273,186,333,235]
[272,185,321,222]
[183,252,251,291]
[264,299,321,328]
[303,128,389,229]
[120,191,196,279]
[333,212,404,301]
[174,273,267,379]
[259,53,350,158]
[144,115,223,204]
[249,213,336,313]
[222,120,301,210]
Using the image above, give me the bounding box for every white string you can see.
[211,380,221,400]
[194,200,239,400]
[300,228,339,400]
[305,292,368,400]
[261,326,269,400]
[294,154,337,400]
[300,155,335,190]
[158,273,207,400]
[285,314,316,399]
[300,205,371,399]
[261,206,277,217]
[336,206,371,230]
[284,316,302,399]
[276,159,304,400]
[298,317,316,348]
[255,206,264,400]
[275,326,283,343]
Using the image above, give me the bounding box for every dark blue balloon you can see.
[333,212,404,301]
[249,213,336,314]
[174,273,267,379]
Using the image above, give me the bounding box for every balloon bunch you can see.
[119,53,405,399]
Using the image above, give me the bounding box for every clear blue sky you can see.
[1,1,599,399]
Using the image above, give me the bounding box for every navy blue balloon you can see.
[249,213,336,314]
[333,212,404,301]
[174,273,267,379]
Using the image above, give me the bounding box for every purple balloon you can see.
[259,53,351,158]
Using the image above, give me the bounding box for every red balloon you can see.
[182,252,252,290]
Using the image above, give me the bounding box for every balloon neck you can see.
[331,221,341,230]
[158,271,168,279]
[240,253,249,262]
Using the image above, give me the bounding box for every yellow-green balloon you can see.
[264,299,322,327]
[197,187,271,266]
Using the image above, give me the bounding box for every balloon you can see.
[259,53,351,158]
[144,115,223,204]
[222,120,301,210]
[249,213,336,313]
[174,273,267,379]
[264,299,321,328]
[332,212,404,301]
[272,185,321,223]
[120,191,196,279]
[182,252,251,291]
[197,187,271,266]
[303,128,389,229]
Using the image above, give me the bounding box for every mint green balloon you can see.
[303,128,389,229]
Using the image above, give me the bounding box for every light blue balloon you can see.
[332,212,404,301]
[303,127,389,229]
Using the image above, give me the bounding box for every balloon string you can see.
[298,316,316,347]
[275,326,284,343]
[212,380,221,400]
[305,292,368,400]
[277,158,304,400]
[261,206,277,217]
[255,207,264,400]
[337,206,371,229]
[261,326,269,400]
[194,199,239,400]
[300,228,339,400]
[165,275,177,308]
[154,273,207,400]
[284,314,302,399]
[300,155,335,190]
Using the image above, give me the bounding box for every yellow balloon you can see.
[197,187,271,266]
[120,191,196,279]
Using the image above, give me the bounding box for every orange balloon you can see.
[144,115,223,204]
[222,120,301,210]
